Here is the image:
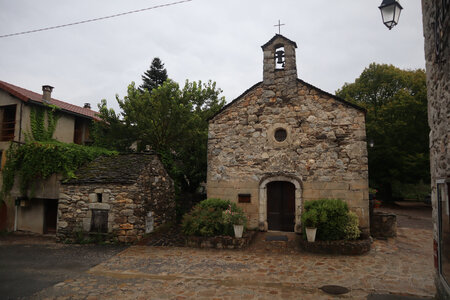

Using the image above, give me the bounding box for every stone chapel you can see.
[206,34,369,234]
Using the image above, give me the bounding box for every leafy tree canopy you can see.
[92,78,225,194]
[89,99,134,152]
[336,63,429,200]
[139,57,168,93]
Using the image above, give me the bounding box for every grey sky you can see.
[0,0,425,113]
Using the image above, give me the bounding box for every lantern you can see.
[379,0,403,30]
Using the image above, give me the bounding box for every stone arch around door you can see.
[259,175,302,233]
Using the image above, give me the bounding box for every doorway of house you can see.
[44,199,58,234]
[0,201,7,231]
[267,181,295,231]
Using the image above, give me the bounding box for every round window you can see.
[274,128,287,142]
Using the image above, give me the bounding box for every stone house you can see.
[421,1,449,298]
[0,80,99,234]
[207,35,369,234]
[57,153,175,243]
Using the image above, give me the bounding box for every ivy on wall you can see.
[0,141,117,200]
[25,105,60,142]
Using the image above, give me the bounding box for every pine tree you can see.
[139,57,168,93]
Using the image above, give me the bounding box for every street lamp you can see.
[379,0,403,30]
[369,139,375,148]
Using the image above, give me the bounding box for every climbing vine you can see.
[26,105,60,141]
[0,141,117,200]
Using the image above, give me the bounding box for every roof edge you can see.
[0,81,30,102]
[0,80,101,121]
[261,34,298,50]
[27,99,98,120]
[296,78,366,113]
[207,81,263,122]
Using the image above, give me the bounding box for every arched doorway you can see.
[259,176,302,232]
[0,201,7,231]
[267,181,295,231]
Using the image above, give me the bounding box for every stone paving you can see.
[33,225,434,299]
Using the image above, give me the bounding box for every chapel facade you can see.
[206,35,369,233]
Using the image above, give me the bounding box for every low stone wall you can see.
[299,236,372,255]
[185,231,256,249]
[370,212,397,238]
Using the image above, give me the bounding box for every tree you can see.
[108,79,225,193]
[139,57,168,93]
[90,99,135,152]
[336,63,429,201]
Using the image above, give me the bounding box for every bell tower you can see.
[261,34,298,97]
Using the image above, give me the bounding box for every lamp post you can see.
[379,0,403,30]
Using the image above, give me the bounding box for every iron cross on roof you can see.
[274,20,285,34]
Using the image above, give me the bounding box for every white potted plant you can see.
[301,209,319,242]
[223,205,247,238]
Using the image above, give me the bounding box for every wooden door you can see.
[0,201,7,231]
[44,199,58,234]
[267,181,295,231]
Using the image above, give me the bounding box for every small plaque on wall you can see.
[238,194,251,203]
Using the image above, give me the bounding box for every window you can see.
[274,128,287,142]
[238,194,251,203]
[0,105,16,141]
[438,180,450,287]
[97,193,103,203]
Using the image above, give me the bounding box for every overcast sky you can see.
[0,0,425,113]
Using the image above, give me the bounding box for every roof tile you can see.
[0,80,101,120]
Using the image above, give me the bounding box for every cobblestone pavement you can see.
[33,225,434,300]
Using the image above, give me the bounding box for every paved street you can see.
[0,234,126,299]
[1,203,434,299]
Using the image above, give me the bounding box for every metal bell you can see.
[275,50,285,64]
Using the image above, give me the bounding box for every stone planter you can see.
[185,230,256,249]
[233,224,244,238]
[299,235,372,255]
[370,212,397,238]
[305,227,317,242]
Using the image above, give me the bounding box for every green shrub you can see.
[198,198,236,210]
[302,199,360,241]
[391,180,431,201]
[181,198,243,237]
[222,205,247,226]
[345,211,361,240]
[301,208,319,228]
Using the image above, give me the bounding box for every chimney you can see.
[83,103,91,109]
[42,85,54,104]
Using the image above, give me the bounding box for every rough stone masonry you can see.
[57,153,175,243]
[207,34,369,234]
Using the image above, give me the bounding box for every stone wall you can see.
[185,230,256,249]
[422,1,450,299]
[207,35,369,234]
[57,159,175,243]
